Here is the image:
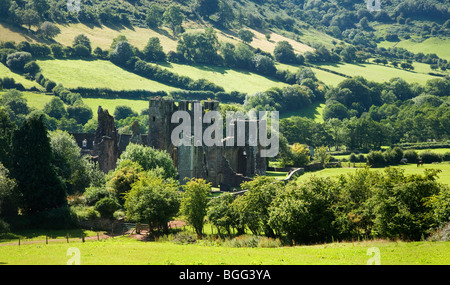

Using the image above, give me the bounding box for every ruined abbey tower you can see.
[74,97,267,190]
[147,97,266,190]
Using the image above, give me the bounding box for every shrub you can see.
[403,149,419,163]
[443,152,450,161]
[366,150,386,167]
[94,197,121,219]
[6,52,32,71]
[420,151,443,163]
[84,186,111,206]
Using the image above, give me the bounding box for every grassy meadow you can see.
[378,37,450,61]
[313,62,438,85]
[1,235,449,265]
[159,62,290,94]
[296,162,450,186]
[35,59,180,92]
[0,63,43,90]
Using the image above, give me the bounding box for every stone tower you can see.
[93,106,119,173]
[148,97,176,152]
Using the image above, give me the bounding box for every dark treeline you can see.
[207,170,450,244]
[281,76,450,151]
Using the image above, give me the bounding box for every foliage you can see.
[180,178,211,237]
[269,177,338,243]
[239,176,281,237]
[94,197,120,219]
[290,143,311,167]
[143,37,166,62]
[11,115,67,214]
[125,170,180,233]
[274,41,296,64]
[237,29,255,44]
[6,52,32,72]
[108,159,144,205]
[117,144,177,179]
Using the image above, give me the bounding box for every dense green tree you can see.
[177,29,220,64]
[110,41,134,66]
[195,0,220,18]
[11,115,67,214]
[180,178,211,237]
[125,170,180,234]
[163,5,184,34]
[38,21,60,39]
[117,143,177,179]
[6,52,32,72]
[239,176,281,237]
[237,29,255,44]
[43,97,67,120]
[21,9,41,31]
[114,105,137,121]
[217,0,235,28]
[146,4,164,28]
[143,37,166,62]
[66,104,93,125]
[269,176,338,243]
[73,34,92,53]
[274,41,296,64]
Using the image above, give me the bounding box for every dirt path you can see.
[0,220,187,246]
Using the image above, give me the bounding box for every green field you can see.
[378,37,450,61]
[0,63,43,90]
[313,62,437,85]
[158,62,289,94]
[297,162,450,186]
[0,91,54,110]
[36,59,180,92]
[0,91,149,119]
[0,235,448,265]
[276,63,347,87]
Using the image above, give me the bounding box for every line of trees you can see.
[209,170,450,243]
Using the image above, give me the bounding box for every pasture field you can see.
[1,91,149,119]
[0,91,53,110]
[279,102,326,122]
[54,23,179,52]
[276,63,347,87]
[35,59,180,92]
[313,62,437,85]
[377,37,450,61]
[296,162,450,186]
[158,62,289,94]
[0,235,449,265]
[0,63,43,90]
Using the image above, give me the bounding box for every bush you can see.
[94,197,121,219]
[403,149,419,163]
[84,186,111,206]
[366,150,386,167]
[443,152,450,161]
[73,205,101,221]
[6,52,32,71]
[420,151,443,163]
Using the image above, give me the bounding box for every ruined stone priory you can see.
[72,97,267,191]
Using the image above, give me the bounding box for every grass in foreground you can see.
[0,235,448,265]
